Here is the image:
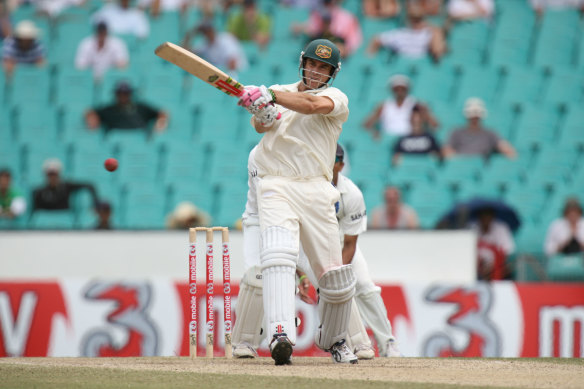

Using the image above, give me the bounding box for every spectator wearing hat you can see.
[2,20,45,75]
[92,0,150,39]
[227,0,272,49]
[32,159,100,212]
[392,104,441,165]
[182,22,247,76]
[75,22,129,80]
[85,81,168,133]
[363,74,438,138]
[442,98,516,159]
[367,2,446,62]
[0,169,27,220]
[545,197,584,257]
[166,201,211,229]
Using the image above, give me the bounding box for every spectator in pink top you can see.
[292,0,362,56]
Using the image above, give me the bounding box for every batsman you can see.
[237,39,356,365]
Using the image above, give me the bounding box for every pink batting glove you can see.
[237,86,263,108]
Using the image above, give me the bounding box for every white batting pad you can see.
[261,227,298,344]
[344,298,372,352]
[355,289,395,355]
[232,266,264,349]
[315,265,356,350]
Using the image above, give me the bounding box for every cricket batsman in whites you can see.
[237,39,357,365]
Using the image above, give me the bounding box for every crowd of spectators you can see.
[2,0,582,281]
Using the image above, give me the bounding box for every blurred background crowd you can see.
[0,0,583,282]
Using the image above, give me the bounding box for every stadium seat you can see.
[119,182,167,229]
[497,66,545,106]
[387,155,438,188]
[532,10,580,68]
[410,63,456,103]
[436,156,484,188]
[28,210,75,230]
[542,67,584,106]
[558,105,584,147]
[444,21,491,66]
[212,181,248,228]
[514,223,545,256]
[503,182,549,225]
[546,254,584,282]
[54,68,96,107]
[455,180,502,202]
[6,66,52,105]
[166,182,214,223]
[452,65,501,107]
[112,141,163,184]
[407,181,454,229]
[10,104,59,144]
[527,145,578,189]
[481,156,526,191]
[488,3,535,68]
[160,141,211,185]
[512,104,559,149]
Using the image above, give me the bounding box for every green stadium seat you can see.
[407,181,454,229]
[514,223,545,256]
[387,155,439,188]
[559,105,584,147]
[503,182,549,225]
[482,103,517,140]
[113,142,163,184]
[542,67,584,105]
[209,143,249,188]
[488,2,535,68]
[6,66,52,105]
[54,68,96,106]
[444,21,491,66]
[546,254,584,282]
[533,10,580,68]
[119,182,167,229]
[481,156,526,191]
[512,104,559,149]
[212,181,248,228]
[10,104,58,143]
[410,63,456,103]
[455,180,502,202]
[436,156,484,188]
[28,210,75,230]
[166,182,214,222]
[527,145,578,189]
[68,142,116,186]
[497,66,544,106]
[161,141,211,184]
[453,65,501,107]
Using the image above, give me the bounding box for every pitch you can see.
[1,357,582,389]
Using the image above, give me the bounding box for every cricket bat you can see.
[155,41,244,97]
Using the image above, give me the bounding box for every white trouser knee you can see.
[232,266,264,349]
[260,226,298,344]
[315,264,356,350]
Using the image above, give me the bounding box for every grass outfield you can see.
[0,357,582,389]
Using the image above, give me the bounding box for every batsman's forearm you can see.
[273,90,333,115]
[342,236,358,265]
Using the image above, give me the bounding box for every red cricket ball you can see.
[104,158,118,172]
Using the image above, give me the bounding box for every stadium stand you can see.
[1,0,583,281]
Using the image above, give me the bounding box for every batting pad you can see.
[232,266,264,349]
[345,298,372,352]
[355,289,395,355]
[315,264,356,350]
[261,226,298,345]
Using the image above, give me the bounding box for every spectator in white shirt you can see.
[363,74,438,138]
[92,0,150,39]
[34,0,84,18]
[137,0,189,17]
[75,22,129,80]
[182,22,247,76]
[544,198,584,257]
[367,3,446,62]
[447,0,494,21]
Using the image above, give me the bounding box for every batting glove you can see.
[254,102,279,127]
[238,85,275,114]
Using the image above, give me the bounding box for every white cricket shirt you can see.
[254,82,349,182]
[336,173,367,236]
[242,146,259,223]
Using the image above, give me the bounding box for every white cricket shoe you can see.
[383,338,402,357]
[354,344,375,360]
[232,342,258,359]
[329,340,358,364]
[269,334,293,366]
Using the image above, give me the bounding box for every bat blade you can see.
[155,41,244,97]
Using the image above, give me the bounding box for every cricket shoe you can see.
[329,340,358,364]
[232,342,258,359]
[269,333,293,366]
[382,338,402,357]
[354,344,375,360]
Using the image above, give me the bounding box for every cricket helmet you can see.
[299,39,341,86]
